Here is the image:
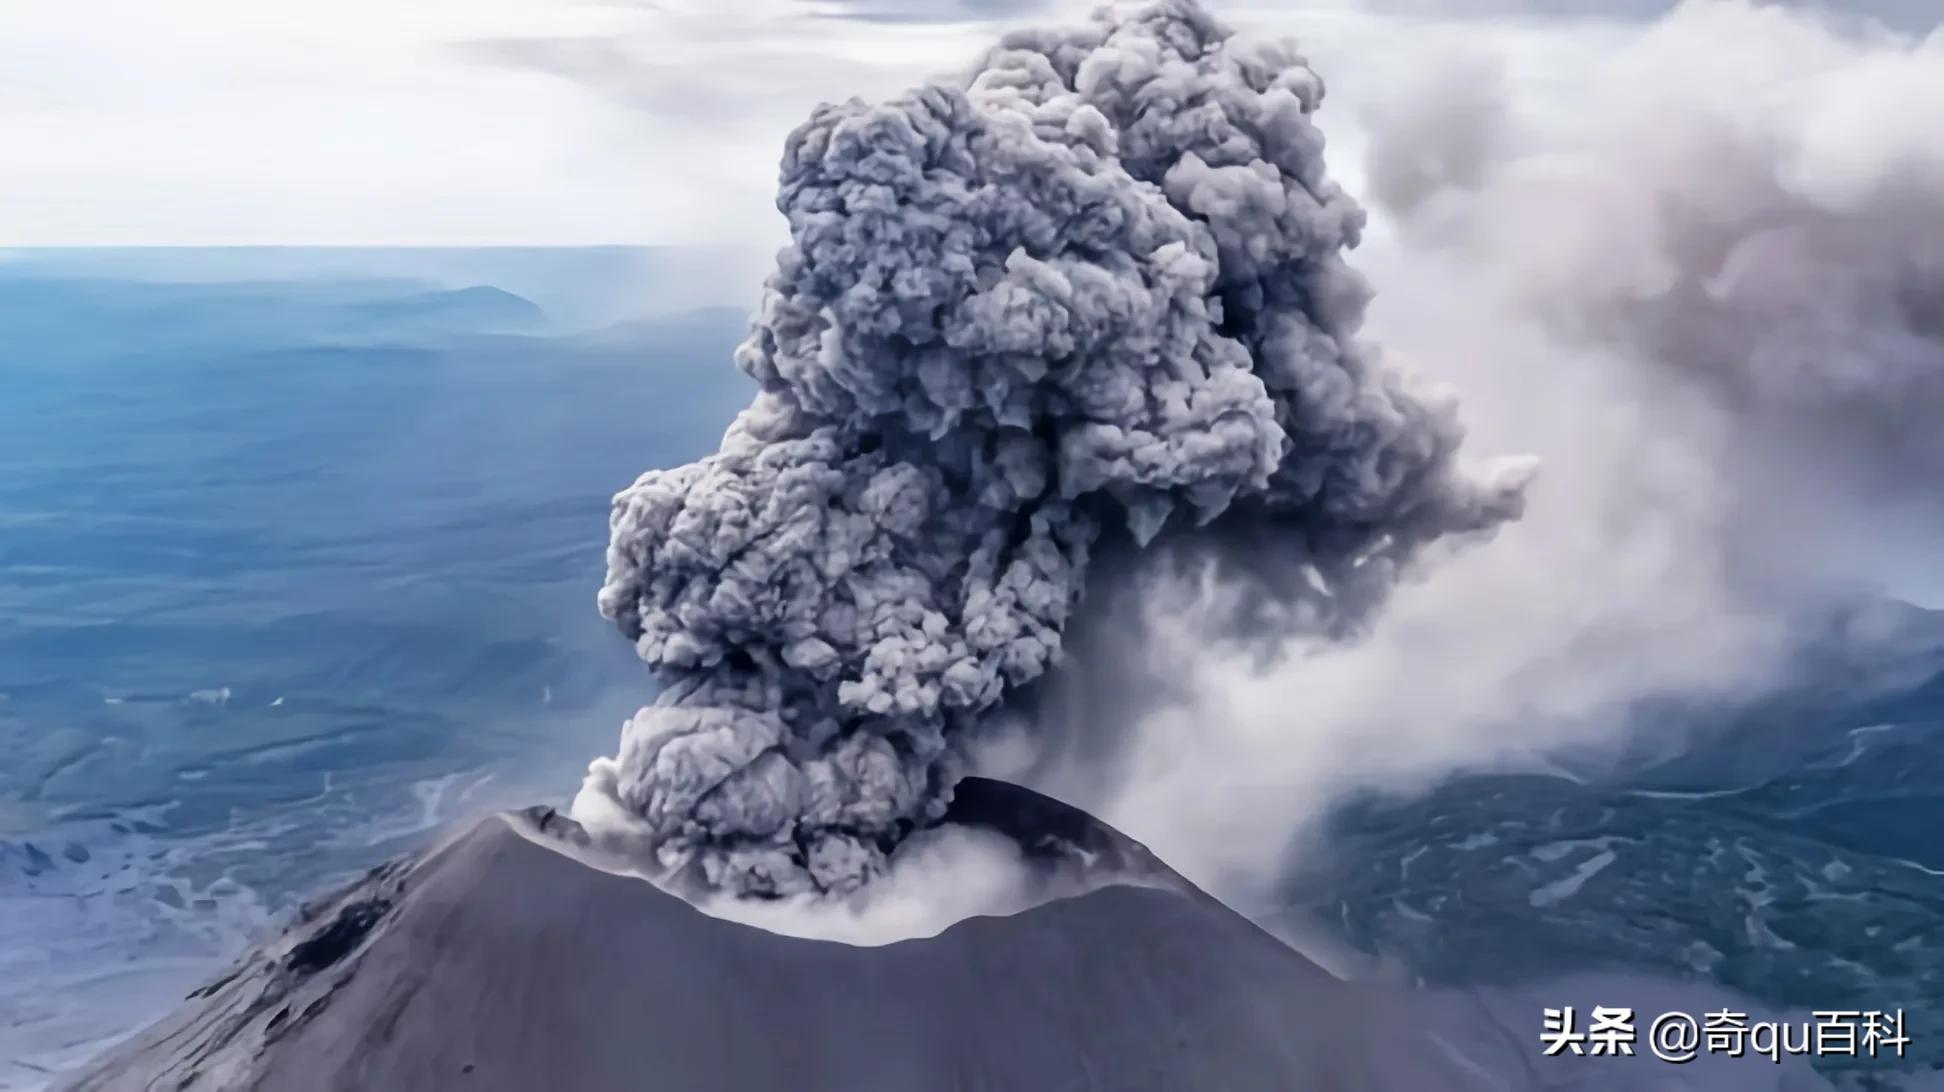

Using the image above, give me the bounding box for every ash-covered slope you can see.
[59,780,1838,1091]
[61,781,1460,1091]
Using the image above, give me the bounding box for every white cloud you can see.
[0,0,989,244]
[3,0,1937,244]
[1,2,639,243]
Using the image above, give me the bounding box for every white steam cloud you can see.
[1063,0,1944,906]
[576,0,1530,898]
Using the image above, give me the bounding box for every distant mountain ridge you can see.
[341,286,547,335]
[0,246,764,331]
[0,274,552,363]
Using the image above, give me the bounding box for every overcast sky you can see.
[2,0,1932,246]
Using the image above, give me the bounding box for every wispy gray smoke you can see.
[1358,0,1944,592]
[1057,0,1944,907]
[580,0,1529,897]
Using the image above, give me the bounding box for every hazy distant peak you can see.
[350,285,549,333]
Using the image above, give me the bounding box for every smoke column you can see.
[1039,0,1944,910]
[578,0,1531,898]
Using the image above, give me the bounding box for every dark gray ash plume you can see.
[582,0,1532,898]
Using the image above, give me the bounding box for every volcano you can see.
[58,780,1835,1091]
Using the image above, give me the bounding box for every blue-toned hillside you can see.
[0,255,753,1082]
[1279,604,1944,1078]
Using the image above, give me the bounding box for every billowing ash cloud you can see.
[578,0,1530,898]
[1040,0,1944,910]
